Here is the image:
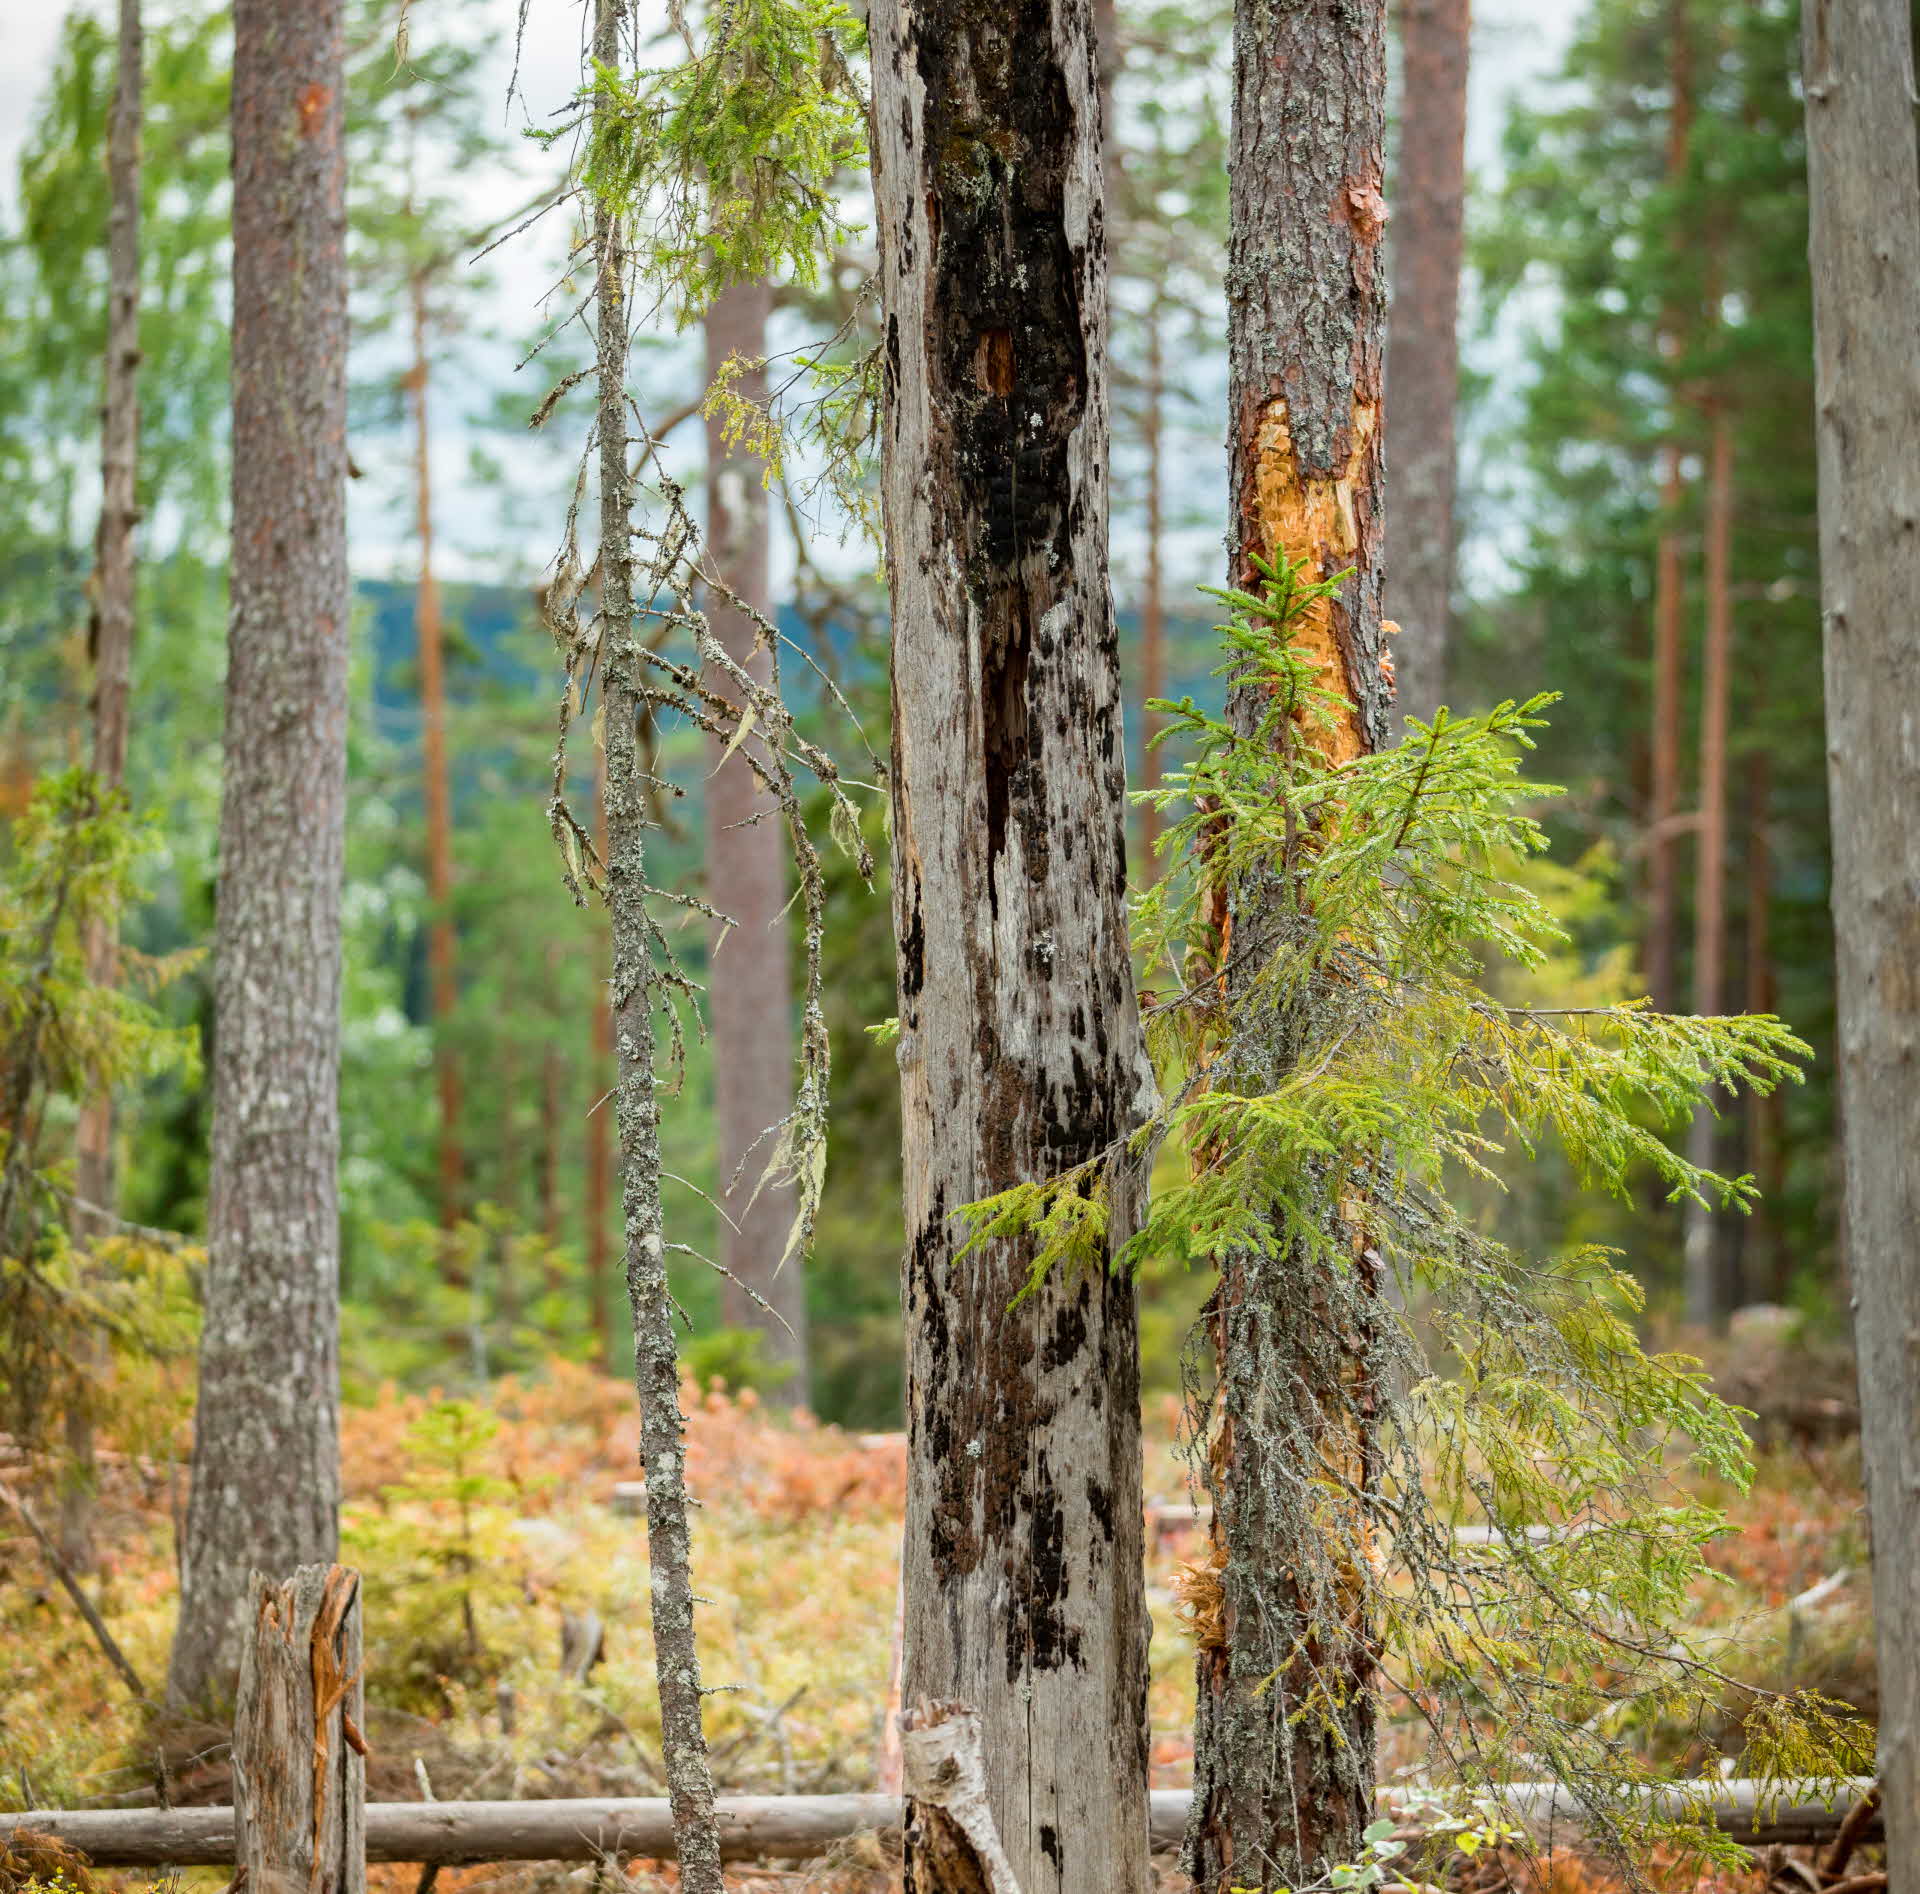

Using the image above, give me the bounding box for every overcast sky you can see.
[1,0,1579,591]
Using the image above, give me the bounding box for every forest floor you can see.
[0,1356,1878,1894]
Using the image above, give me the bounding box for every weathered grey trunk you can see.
[168,0,347,1713]
[868,3,1156,1888]
[591,5,725,1886]
[1384,0,1468,723]
[233,1565,365,1894]
[1185,2,1393,1888]
[65,0,144,1578]
[702,279,806,1405]
[1801,0,1920,1879]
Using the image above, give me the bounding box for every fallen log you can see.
[1,1779,1876,1867]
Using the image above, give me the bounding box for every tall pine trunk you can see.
[1801,0,1920,1876]
[1385,0,1468,723]
[410,260,463,1230]
[1185,3,1393,1888]
[591,2,725,1881]
[65,0,143,1578]
[587,744,614,1364]
[169,0,348,1711]
[1682,401,1734,1326]
[702,281,806,1406]
[1645,0,1693,1016]
[868,4,1156,1886]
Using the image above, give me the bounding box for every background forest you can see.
[0,0,1900,1883]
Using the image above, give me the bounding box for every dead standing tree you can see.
[1185,0,1395,1888]
[868,1,1158,1888]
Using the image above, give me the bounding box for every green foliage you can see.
[960,557,1860,1855]
[549,0,867,319]
[0,772,201,1463]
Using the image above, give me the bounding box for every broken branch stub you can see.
[233,1564,366,1894]
[898,1702,1025,1894]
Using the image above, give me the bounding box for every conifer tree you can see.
[868,1,1156,1883]
[703,278,806,1404]
[1801,0,1920,1873]
[168,0,349,1710]
[1386,0,1469,723]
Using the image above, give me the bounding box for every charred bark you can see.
[168,0,348,1712]
[1801,0,1920,1877]
[702,279,807,1406]
[868,3,1155,1888]
[1385,0,1469,723]
[1185,2,1393,1889]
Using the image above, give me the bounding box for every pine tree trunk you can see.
[1645,1,1694,1016]
[1186,3,1393,1888]
[1801,0,1920,1878]
[588,744,614,1365]
[411,262,463,1230]
[65,0,143,1578]
[168,0,348,1712]
[1385,0,1469,723]
[1138,307,1167,871]
[702,280,806,1406]
[868,4,1156,1887]
[1683,401,1733,1327]
[592,4,725,1883]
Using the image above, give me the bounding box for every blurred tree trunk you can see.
[169,0,347,1711]
[1385,0,1469,723]
[409,258,463,1230]
[588,745,614,1365]
[1185,2,1393,1888]
[1138,307,1167,871]
[1802,0,1920,1880]
[1645,0,1694,1015]
[869,0,1156,1885]
[1741,737,1786,1302]
[1683,401,1734,1327]
[64,0,143,1578]
[702,280,807,1406]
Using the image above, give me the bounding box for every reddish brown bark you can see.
[1645,0,1694,1014]
[1186,2,1393,1888]
[410,263,463,1229]
[1385,0,1469,722]
[702,279,806,1405]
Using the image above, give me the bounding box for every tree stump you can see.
[233,1565,365,1894]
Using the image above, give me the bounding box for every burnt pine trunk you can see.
[410,257,464,1230]
[65,0,143,1576]
[591,3,725,1884]
[167,0,348,1712]
[1801,0,1920,1876]
[1185,3,1393,1889]
[702,280,806,1405]
[868,4,1156,1889]
[1384,0,1468,723]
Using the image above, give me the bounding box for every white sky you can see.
[1,0,1580,591]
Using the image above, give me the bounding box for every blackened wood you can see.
[868,2,1156,1888]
